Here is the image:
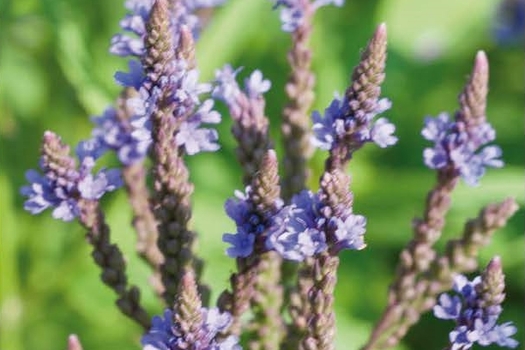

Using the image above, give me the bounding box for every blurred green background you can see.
[0,0,523,349]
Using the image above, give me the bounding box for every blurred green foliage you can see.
[0,0,523,349]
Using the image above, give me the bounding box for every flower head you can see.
[21,132,122,221]
[433,260,519,349]
[141,308,241,350]
[422,112,503,186]
[311,24,396,160]
[223,187,282,258]
[266,190,366,261]
[271,0,345,32]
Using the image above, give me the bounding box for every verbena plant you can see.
[20,1,520,349]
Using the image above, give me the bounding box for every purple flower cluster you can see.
[271,0,345,32]
[266,190,366,261]
[434,274,518,349]
[89,106,149,165]
[110,0,226,58]
[223,187,283,258]
[21,135,122,221]
[96,0,224,164]
[212,65,272,110]
[422,112,503,186]
[312,94,397,152]
[141,308,241,350]
[123,62,221,155]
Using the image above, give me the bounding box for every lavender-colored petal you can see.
[76,139,106,161]
[52,200,79,222]
[244,70,271,98]
[371,117,398,147]
[433,294,462,320]
[421,113,451,141]
[204,308,232,333]
[110,34,145,57]
[223,232,255,258]
[115,60,145,90]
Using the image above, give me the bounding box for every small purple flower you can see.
[244,70,271,99]
[115,60,146,90]
[493,0,525,46]
[141,308,241,350]
[311,93,396,153]
[110,0,226,59]
[433,294,462,320]
[266,190,368,260]
[213,65,271,113]
[422,112,503,186]
[90,106,151,165]
[212,65,242,104]
[110,0,153,58]
[434,274,519,349]
[271,0,345,32]
[223,187,282,258]
[332,213,367,252]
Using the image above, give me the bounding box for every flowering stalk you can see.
[113,88,164,294]
[21,131,151,329]
[434,257,518,349]
[278,0,317,201]
[213,66,273,185]
[362,51,507,350]
[219,150,284,346]
[144,0,214,306]
[275,23,393,350]
[79,198,151,330]
[141,270,241,350]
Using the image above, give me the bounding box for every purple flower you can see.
[223,187,282,258]
[266,191,323,261]
[114,60,145,90]
[244,70,271,99]
[110,0,153,58]
[212,65,242,104]
[90,107,150,165]
[266,190,368,260]
[110,0,226,59]
[311,93,396,153]
[21,135,122,222]
[332,213,367,252]
[126,60,221,155]
[141,308,241,350]
[422,112,503,186]
[434,274,519,349]
[271,0,345,32]
[213,65,271,111]
[493,0,525,46]
[433,294,462,320]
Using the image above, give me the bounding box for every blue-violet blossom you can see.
[141,308,241,350]
[223,186,283,258]
[312,93,397,152]
[272,0,345,32]
[110,0,226,58]
[422,112,503,186]
[21,136,122,221]
[212,64,271,113]
[266,190,366,261]
[434,274,518,349]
